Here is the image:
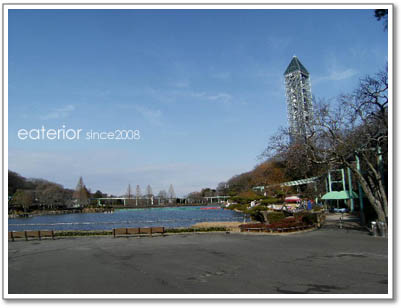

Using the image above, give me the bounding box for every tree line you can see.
[9,170,75,212]
[124,183,175,200]
[8,171,179,212]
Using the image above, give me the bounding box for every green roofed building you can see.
[284,56,313,143]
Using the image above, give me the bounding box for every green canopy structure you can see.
[321,190,358,200]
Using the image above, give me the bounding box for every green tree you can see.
[93,190,104,198]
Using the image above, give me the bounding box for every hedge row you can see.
[239,214,317,232]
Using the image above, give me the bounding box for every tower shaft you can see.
[284,57,313,143]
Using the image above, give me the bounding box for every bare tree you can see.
[135,185,141,198]
[126,184,133,199]
[168,184,176,201]
[72,176,89,207]
[261,70,388,227]
[39,184,66,210]
[146,185,153,197]
[135,185,141,206]
[10,189,33,212]
[187,191,202,200]
[125,184,133,206]
[310,71,388,226]
[374,9,388,30]
[216,182,228,196]
[158,190,167,199]
[260,125,325,181]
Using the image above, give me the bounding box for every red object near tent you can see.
[285,196,301,203]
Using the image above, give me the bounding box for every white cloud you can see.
[40,105,75,120]
[190,91,207,98]
[190,91,232,104]
[327,68,358,81]
[206,93,232,102]
[134,105,163,126]
[314,68,358,84]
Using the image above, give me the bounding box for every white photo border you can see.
[1,1,394,300]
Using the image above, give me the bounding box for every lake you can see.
[8,206,247,231]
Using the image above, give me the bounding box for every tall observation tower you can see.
[284,56,313,143]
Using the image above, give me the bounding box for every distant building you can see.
[284,56,313,143]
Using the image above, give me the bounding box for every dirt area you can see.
[191,221,243,232]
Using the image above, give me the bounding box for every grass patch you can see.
[54,230,113,237]
[37,227,229,238]
[166,227,228,233]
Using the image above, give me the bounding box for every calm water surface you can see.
[8,206,247,231]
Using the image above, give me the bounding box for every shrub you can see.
[294,212,318,225]
[55,230,112,237]
[246,205,268,222]
[274,190,286,199]
[266,218,305,229]
[239,223,266,231]
[227,203,248,212]
[237,190,261,200]
[231,190,263,205]
[260,198,282,206]
[266,211,286,223]
[239,217,308,232]
[312,204,323,212]
[245,209,288,224]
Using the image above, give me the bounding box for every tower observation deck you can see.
[284,56,313,143]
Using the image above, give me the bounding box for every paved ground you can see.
[8,220,388,295]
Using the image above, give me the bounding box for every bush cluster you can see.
[265,217,305,229]
[265,211,286,223]
[246,205,268,222]
[312,204,324,212]
[260,198,282,206]
[227,203,248,212]
[294,212,318,225]
[246,208,287,223]
[239,213,316,232]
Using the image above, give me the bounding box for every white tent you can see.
[284,196,301,203]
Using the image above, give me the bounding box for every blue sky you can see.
[8,9,388,196]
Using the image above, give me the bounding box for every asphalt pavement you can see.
[7,223,388,295]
